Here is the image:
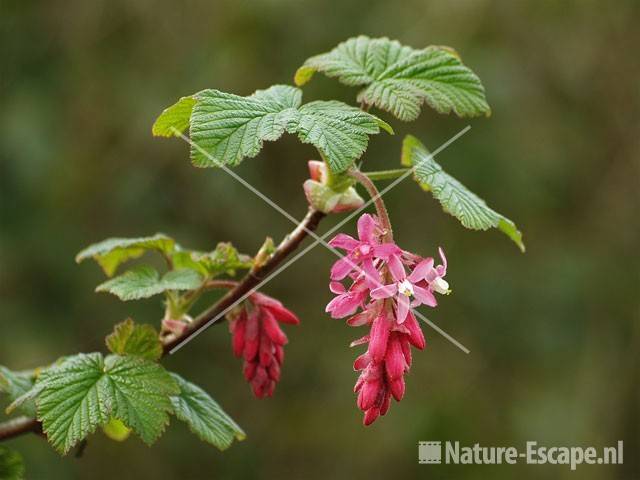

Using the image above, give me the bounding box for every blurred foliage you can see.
[1,0,638,478]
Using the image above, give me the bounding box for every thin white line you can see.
[413,312,470,354]
[169,126,470,354]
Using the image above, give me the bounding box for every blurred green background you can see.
[1,0,638,478]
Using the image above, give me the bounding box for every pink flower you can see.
[370,254,438,323]
[325,278,369,319]
[228,292,299,398]
[329,214,400,287]
[325,213,450,425]
[413,247,450,295]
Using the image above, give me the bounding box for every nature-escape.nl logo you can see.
[418,440,623,471]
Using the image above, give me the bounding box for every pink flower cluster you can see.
[228,292,300,398]
[326,214,449,425]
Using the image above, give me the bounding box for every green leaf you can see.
[402,135,524,251]
[102,417,131,442]
[189,85,302,167]
[96,266,203,301]
[295,36,491,121]
[35,353,178,454]
[152,96,197,137]
[36,353,112,454]
[105,319,162,361]
[172,242,253,278]
[0,446,25,480]
[157,84,391,173]
[170,373,245,451]
[103,355,179,445]
[0,367,36,417]
[295,100,393,172]
[76,234,175,277]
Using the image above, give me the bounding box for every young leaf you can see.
[295,100,393,172]
[76,234,175,277]
[295,36,490,121]
[402,135,524,251]
[155,84,391,173]
[102,355,179,445]
[170,373,245,451]
[152,96,197,137]
[0,367,36,417]
[171,242,253,278]
[0,446,25,480]
[96,266,203,301]
[35,353,179,454]
[189,85,302,167]
[105,319,163,361]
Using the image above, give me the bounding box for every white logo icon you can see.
[419,441,442,464]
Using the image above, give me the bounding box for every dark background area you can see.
[1,0,638,478]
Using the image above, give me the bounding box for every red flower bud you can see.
[227,292,299,399]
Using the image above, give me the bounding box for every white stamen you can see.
[398,279,414,297]
[432,277,450,295]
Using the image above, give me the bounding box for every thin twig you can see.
[0,416,42,441]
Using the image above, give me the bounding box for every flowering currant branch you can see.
[1,36,524,472]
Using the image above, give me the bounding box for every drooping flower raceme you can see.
[227,292,299,398]
[326,213,449,425]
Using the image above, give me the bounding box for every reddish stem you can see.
[348,168,394,242]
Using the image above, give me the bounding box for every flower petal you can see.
[330,255,358,281]
[413,285,438,307]
[325,293,361,318]
[396,294,410,323]
[436,247,447,276]
[408,258,434,282]
[357,214,378,243]
[370,284,397,299]
[373,242,402,259]
[361,257,381,288]
[387,254,406,282]
[329,281,346,294]
[347,310,374,327]
[328,233,359,251]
